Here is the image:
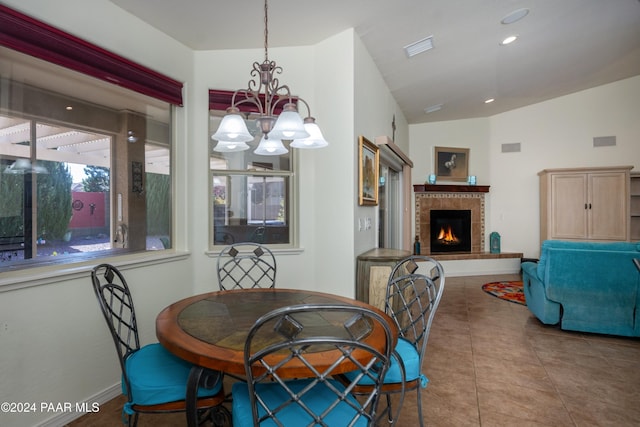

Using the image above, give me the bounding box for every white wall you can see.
[306,30,358,296]
[353,34,411,257]
[410,75,640,260]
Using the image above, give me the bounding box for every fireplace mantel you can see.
[413,184,490,193]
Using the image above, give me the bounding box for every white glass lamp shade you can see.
[212,111,253,143]
[290,120,329,149]
[254,136,288,156]
[213,140,250,152]
[267,103,309,140]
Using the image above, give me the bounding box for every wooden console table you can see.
[355,248,411,310]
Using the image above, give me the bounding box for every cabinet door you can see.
[550,173,588,239]
[588,172,628,240]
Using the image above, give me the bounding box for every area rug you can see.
[481,281,526,305]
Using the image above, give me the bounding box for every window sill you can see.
[205,246,304,257]
[0,250,190,293]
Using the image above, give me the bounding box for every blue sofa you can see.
[522,240,640,337]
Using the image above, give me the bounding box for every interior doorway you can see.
[378,163,401,249]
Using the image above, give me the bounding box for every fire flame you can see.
[437,225,460,244]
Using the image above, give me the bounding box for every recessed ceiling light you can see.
[404,36,434,58]
[424,103,443,114]
[484,98,495,104]
[500,35,518,45]
[65,106,73,110]
[501,8,529,25]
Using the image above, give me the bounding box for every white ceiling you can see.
[109,0,640,124]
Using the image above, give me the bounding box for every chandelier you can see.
[211,0,328,155]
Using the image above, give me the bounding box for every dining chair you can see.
[231,303,395,427]
[91,263,229,427]
[345,255,445,427]
[216,242,276,290]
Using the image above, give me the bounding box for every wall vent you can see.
[501,143,521,153]
[593,136,616,147]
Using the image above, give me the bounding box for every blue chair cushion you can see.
[343,337,428,387]
[232,379,368,427]
[122,343,221,414]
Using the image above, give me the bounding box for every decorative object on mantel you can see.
[211,0,328,155]
[490,232,501,254]
[358,136,379,206]
[467,175,477,185]
[427,174,437,184]
[434,146,469,182]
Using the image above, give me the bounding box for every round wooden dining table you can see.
[156,288,396,376]
[155,288,397,426]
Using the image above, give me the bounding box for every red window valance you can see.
[0,5,184,106]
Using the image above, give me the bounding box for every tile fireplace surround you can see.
[414,184,490,257]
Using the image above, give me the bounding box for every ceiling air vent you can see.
[404,36,434,58]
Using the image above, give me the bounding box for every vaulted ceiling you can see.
[109,0,640,124]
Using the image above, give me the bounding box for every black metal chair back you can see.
[387,261,444,356]
[216,242,276,290]
[239,304,394,426]
[91,263,140,388]
[384,256,445,427]
[91,263,228,426]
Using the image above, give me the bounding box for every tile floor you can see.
[67,273,640,426]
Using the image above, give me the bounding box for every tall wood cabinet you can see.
[631,172,640,241]
[539,166,632,243]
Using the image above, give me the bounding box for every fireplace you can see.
[413,184,523,261]
[430,210,472,253]
[414,185,488,255]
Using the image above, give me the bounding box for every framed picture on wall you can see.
[435,146,469,181]
[358,136,379,205]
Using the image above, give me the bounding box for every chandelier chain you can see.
[263,0,269,62]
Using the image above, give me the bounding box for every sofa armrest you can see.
[521,261,541,283]
[521,261,561,325]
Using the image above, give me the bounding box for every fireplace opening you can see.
[430,210,472,253]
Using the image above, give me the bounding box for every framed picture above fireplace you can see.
[358,136,379,206]
[434,146,469,182]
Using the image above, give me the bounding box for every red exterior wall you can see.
[69,192,107,229]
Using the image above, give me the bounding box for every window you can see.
[209,115,295,248]
[0,45,173,270]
